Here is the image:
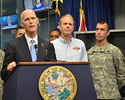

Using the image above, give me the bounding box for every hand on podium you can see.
[7,61,16,72]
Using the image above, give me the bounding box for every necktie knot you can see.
[30,39,37,62]
[31,39,34,44]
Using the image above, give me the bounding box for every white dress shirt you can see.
[25,34,38,50]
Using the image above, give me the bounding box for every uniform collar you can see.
[93,42,109,52]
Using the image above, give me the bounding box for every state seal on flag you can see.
[38,66,77,100]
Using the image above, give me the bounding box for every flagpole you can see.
[80,0,85,23]
[52,0,63,28]
[80,0,82,24]
[48,0,50,36]
[80,0,82,9]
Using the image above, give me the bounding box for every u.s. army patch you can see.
[39,66,77,100]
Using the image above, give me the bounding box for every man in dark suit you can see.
[1,9,56,81]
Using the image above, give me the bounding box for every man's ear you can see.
[107,31,110,36]
[20,21,24,27]
[58,24,61,31]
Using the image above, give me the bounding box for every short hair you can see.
[97,21,110,31]
[59,14,74,25]
[50,29,61,35]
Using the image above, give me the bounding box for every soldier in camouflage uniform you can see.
[87,21,125,100]
[0,49,5,100]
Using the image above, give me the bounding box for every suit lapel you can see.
[37,37,46,61]
[19,35,32,62]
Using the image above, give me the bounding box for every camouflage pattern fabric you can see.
[87,42,125,100]
[0,49,5,100]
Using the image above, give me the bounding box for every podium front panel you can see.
[3,63,97,100]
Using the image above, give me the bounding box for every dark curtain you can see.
[65,0,80,31]
[64,0,115,31]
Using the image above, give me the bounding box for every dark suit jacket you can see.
[1,35,56,81]
[4,23,15,26]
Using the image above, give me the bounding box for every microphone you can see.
[41,43,65,62]
[34,44,38,61]
[34,44,37,50]
[45,44,66,62]
[45,45,57,62]
[41,43,55,61]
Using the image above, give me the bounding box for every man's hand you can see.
[7,61,16,72]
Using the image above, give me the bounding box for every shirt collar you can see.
[25,34,38,45]
[59,36,73,44]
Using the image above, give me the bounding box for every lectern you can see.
[3,62,97,100]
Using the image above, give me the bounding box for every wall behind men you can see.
[0,0,17,49]
[1,0,125,49]
[0,0,56,49]
[37,14,56,40]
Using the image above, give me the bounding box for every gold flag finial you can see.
[52,0,63,16]
[52,0,63,4]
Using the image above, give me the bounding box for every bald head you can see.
[21,9,37,21]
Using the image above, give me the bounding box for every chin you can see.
[96,38,102,41]
[29,29,36,32]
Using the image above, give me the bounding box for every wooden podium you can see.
[3,62,97,100]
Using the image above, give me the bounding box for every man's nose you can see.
[66,24,70,28]
[29,19,33,23]
[97,29,101,33]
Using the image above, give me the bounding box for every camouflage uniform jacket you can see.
[0,49,5,100]
[87,42,125,99]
